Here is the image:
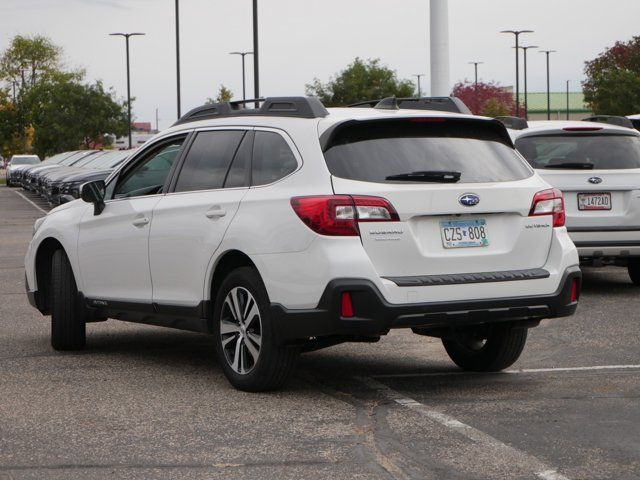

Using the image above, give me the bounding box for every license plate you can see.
[440,219,489,249]
[578,192,611,211]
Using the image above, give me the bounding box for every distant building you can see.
[132,122,152,133]
[520,92,592,120]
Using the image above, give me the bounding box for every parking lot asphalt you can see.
[0,185,638,480]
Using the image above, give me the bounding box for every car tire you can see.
[50,249,86,350]
[628,259,640,285]
[212,266,299,392]
[442,325,527,372]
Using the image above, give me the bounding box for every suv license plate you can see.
[440,219,489,249]
[578,192,611,211]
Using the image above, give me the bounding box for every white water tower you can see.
[430,0,450,97]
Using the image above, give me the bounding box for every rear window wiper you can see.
[386,170,462,183]
[543,162,594,170]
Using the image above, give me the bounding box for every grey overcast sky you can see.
[1,0,639,129]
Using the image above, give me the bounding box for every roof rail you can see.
[347,96,472,114]
[583,115,634,129]
[494,116,529,130]
[172,96,329,126]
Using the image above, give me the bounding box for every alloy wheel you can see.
[220,287,262,375]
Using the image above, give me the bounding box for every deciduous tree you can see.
[451,81,516,117]
[306,58,415,106]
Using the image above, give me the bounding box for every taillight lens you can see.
[529,188,565,227]
[290,195,399,236]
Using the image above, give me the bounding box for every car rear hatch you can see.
[515,130,640,230]
[321,117,558,277]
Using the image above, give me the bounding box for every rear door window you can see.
[323,119,531,184]
[515,134,640,169]
[251,131,298,186]
[174,130,245,192]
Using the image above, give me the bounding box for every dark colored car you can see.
[24,151,97,192]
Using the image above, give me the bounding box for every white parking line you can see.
[11,189,48,214]
[357,376,570,480]
[373,364,640,379]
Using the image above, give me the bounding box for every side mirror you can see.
[59,194,75,205]
[80,180,106,215]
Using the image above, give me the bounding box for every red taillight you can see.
[341,292,354,317]
[290,195,399,236]
[529,188,565,227]
[570,278,579,302]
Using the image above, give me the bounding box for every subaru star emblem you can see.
[588,176,603,184]
[459,193,480,207]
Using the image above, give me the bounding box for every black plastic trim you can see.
[568,226,640,233]
[270,267,581,344]
[574,241,640,247]
[384,268,549,287]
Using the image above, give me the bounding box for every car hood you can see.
[61,169,113,183]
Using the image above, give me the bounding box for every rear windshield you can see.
[11,156,39,165]
[515,134,640,169]
[323,119,532,184]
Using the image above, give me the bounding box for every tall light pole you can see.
[501,29,533,117]
[175,0,181,119]
[252,0,260,105]
[515,45,537,119]
[413,74,425,97]
[468,61,483,113]
[566,80,570,120]
[230,51,254,101]
[540,50,556,120]
[110,32,145,149]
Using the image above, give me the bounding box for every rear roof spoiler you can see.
[494,116,529,130]
[583,115,635,129]
[348,96,472,114]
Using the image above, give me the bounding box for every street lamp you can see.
[566,80,570,120]
[109,32,145,149]
[540,50,556,120]
[468,61,483,113]
[413,74,425,97]
[500,29,533,117]
[515,45,537,119]
[252,0,260,105]
[230,51,254,101]
[175,0,181,119]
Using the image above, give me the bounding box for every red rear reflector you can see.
[562,127,602,132]
[290,195,399,236]
[570,279,579,302]
[529,188,565,227]
[341,292,354,317]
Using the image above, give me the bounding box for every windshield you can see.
[323,119,532,184]
[515,134,640,169]
[11,156,39,165]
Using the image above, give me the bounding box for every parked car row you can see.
[7,149,132,205]
[500,117,640,283]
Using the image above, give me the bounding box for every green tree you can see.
[0,35,65,91]
[305,58,415,106]
[24,78,128,157]
[583,36,640,115]
[206,84,234,104]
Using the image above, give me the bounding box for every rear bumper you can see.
[271,266,581,344]
[569,229,640,259]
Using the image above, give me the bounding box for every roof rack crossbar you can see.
[172,96,329,126]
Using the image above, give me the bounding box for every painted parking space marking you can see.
[373,364,640,379]
[11,188,48,214]
[357,375,571,480]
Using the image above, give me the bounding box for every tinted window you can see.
[252,131,298,186]
[114,138,185,198]
[174,130,245,192]
[515,134,640,169]
[323,119,531,184]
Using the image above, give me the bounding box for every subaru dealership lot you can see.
[1,186,638,479]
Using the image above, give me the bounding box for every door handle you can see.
[206,207,226,219]
[132,217,150,227]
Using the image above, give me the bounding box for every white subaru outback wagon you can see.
[25,97,580,391]
[513,120,640,283]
